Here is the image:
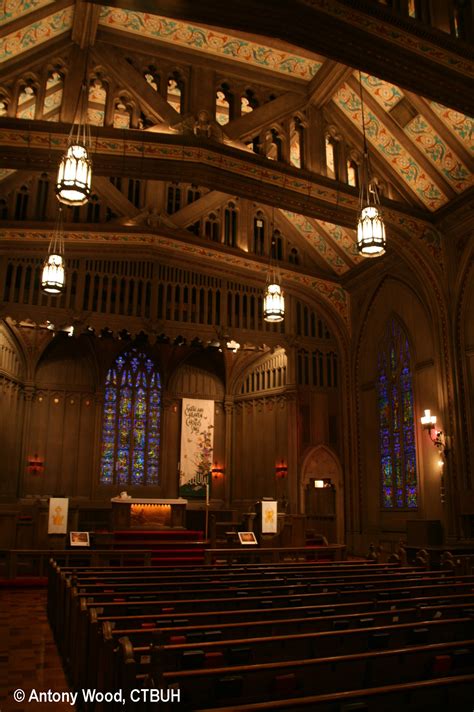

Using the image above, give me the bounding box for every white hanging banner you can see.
[179,398,214,499]
[48,497,69,534]
[261,500,278,534]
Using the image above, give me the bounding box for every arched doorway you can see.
[300,445,344,544]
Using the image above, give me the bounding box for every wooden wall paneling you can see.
[76,395,97,498]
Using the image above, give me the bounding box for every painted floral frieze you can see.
[405,114,473,192]
[99,7,321,80]
[0,6,73,64]
[282,211,350,275]
[334,83,448,211]
[430,103,474,156]
[0,0,55,26]
[358,72,404,111]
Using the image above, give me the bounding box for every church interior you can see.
[1,0,474,709]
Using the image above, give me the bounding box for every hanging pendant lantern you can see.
[41,209,66,295]
[56,71,92,207]
[357,203,386,257]
[56,143,92,206]
[263,282,285,322]
[263,220,285,323]
[356,71,386,258]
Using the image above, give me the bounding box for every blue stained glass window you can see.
[377,320,418,509]
[100,349,161,485]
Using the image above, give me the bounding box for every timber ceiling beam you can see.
[91,42,180,126]
[85,0,474,116]
[0,118,431,232]
[307,60,352,108]
[327,103,427,209]
[97,29,306,94]
[225,92,306,141]
[402,90,474,172]
[92,176,141,218]
[171,191,229,228]
[274,209,339,275]
[72,0,101,48]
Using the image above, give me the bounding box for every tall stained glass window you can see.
[100,349,161,485]
[378,319,417,509]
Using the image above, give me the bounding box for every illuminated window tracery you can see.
[100,349,161,485]
[378,319,417,509]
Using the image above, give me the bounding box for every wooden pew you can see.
[86,614,474,702]
[48,559,474,712]
[192,673,474,711]
[137,638,474,709]
[71,583,474,692]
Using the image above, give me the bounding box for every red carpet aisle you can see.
[0,589,73,712]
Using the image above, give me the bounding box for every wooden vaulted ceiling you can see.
[0,0,473,287]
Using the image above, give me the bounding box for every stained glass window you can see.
[378,319,418,509]
[100,349,161,485]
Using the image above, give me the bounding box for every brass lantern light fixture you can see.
[56,65,92,206]
[41,207,66,295]
[356,71,386,258]
[263,216,285,323]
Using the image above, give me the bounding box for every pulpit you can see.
[111,498,187,530]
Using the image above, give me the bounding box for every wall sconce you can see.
[420,409,447,454]
[275,463,288,479]
[211,464,224,479]
[27,454,44,476]
[314,479,325,488]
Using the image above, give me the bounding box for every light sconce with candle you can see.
[420,409,448,455]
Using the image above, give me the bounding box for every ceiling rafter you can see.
[71,0,101,49]
[171,191,229,228]
[225,92,305,141]
[91,41,180,126]
[402,89,474,172]
[0,169,31,195]
[345,75,456,201]
[225,59,353,143]
[85,0,474,115]
[275,209,347,276]
[97,28,308,94]
[327,103,427,209]
[307,59,352,107]
[92,175,141,219]
[308,217,358,269]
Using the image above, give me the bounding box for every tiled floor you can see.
[0,588,74,712]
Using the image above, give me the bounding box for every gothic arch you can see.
[299,444,344,543]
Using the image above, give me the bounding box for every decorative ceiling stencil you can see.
[334,83,449,211]
[0,0,55,27]
[430,102,474,155]
[0,6,73,64]
[358,72,404,111]
[98,7,322,80]
[404,114,473,192]
[317,220,365,264]
[281,211,350,275]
